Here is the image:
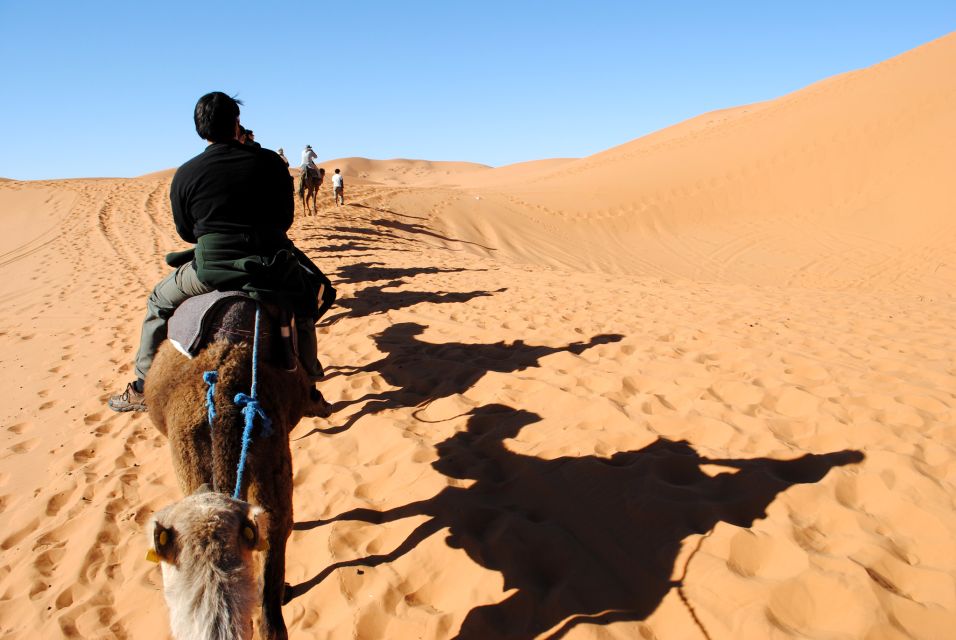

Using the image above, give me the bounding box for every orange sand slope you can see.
[314,157,492,186]
[406,32,956,290]
[1,31,955,640]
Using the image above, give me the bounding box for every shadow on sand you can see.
[333,261,484,286]
[318,287,507,326]
[291,404,863,638]
[299,323,622,437]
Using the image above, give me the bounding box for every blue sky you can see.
[1,1,954,180]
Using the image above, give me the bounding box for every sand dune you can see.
[413,32,956,292]
[1,31,955,640]
[313,157,492,186]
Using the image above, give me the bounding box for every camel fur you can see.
[146,338,310,640]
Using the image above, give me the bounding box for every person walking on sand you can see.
[107,91,335,416]
[332,168,344,206]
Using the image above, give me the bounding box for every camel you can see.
[147,488,268,640]
[146,299,311,640]
[298,167,324,215]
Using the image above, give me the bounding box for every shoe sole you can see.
[108,403,147,413]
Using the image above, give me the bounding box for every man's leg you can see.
[295,316,323,381]
[109,263,213,412]
[296,316,332,418]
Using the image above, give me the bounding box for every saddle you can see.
[167,291,298,371]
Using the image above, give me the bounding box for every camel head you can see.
[147,486,269,640]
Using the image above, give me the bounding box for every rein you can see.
[203,303,273,499]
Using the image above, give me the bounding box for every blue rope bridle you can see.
[202,371,218,426]
[202,304,273,500]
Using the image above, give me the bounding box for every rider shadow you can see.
[348,202,429,221]
[303,323,623,436]
[291,404,865,639]
[318,286,507,326]
[298,225,405,255]
[334,261,484,286]
[370,218,495,250]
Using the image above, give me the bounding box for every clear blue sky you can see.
[1,1,954,180]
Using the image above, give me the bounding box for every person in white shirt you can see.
[332,168,344,205]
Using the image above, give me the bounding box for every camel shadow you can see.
[318,287,507,327]
[348,202,428,221]
[301,323,622,436]
[370,218,495,250]
[334,261,484,286]
[297,225,410,256]
[291,404,865,638]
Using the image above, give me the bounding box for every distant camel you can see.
[299,167,325,215]
[146,299,311,640]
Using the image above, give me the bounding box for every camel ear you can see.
[194,483,214,495]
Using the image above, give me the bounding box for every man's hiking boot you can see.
[108,382,147,413]
[304,387,332,418]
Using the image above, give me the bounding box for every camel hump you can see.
[168,291,297,369]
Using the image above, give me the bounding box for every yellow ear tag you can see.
[146,548,160,563]
[158,530,169,546]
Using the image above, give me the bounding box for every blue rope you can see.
[202,371,218,426]
[232,305,272,499]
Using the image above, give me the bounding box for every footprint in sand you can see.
[46,485,76,516]
[33,542,67,580]
[1,516,40,550]
[28,580,49,600]
[12,438,41,454]
[39,401,55,411]
[72,448,95,463]
[53,586,74,611]
[8,422,31,434]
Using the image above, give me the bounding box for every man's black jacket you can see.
[167,141,331,318]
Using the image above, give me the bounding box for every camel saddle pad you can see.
[168,291,262,358]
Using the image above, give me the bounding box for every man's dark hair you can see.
[194,92,242,142]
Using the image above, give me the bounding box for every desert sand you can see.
[1,31,955,640]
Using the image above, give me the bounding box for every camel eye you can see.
[153,524,176,560]
[242,524,256,543]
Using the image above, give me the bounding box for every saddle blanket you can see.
[168,290,258,358]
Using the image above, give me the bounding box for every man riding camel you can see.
[108,92,334,416]
[301,144,318,178]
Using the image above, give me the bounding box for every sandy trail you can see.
[0,176,953,639]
